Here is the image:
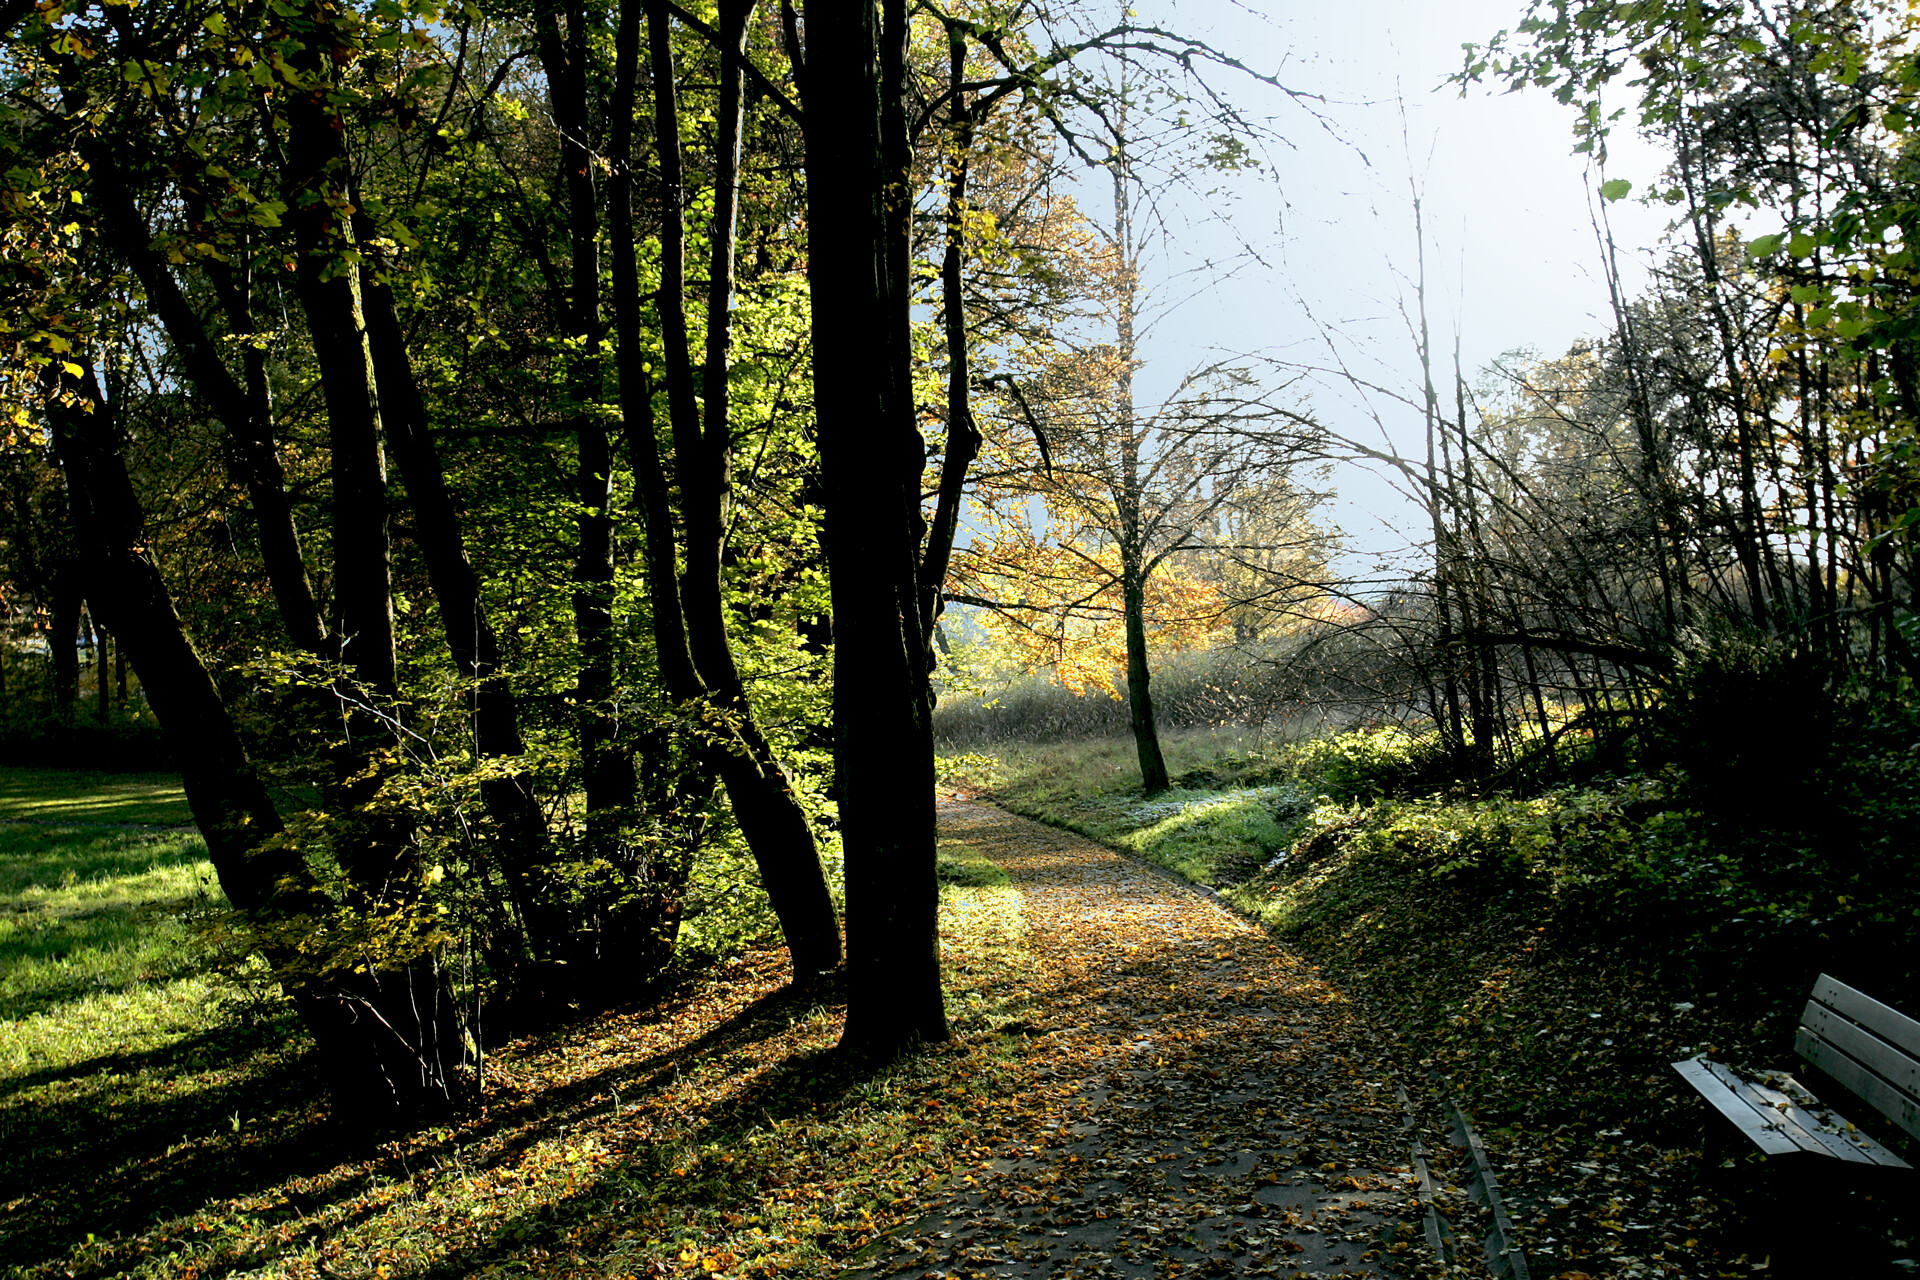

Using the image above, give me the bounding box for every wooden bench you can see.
[1672,973,1918,1168]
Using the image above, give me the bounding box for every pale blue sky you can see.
[1110,0,1679,580]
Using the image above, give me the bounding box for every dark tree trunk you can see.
[599,0,716,1001]
[282,15,467,1118]
[1108,148,1168,796]
[92,153,329,657]
[354,252,556,971]
[917,36,982,658]
[91,615,109,724]
[47,368,463,1123]
[799,0,948,1052]
[49,574,79,716]
[1121,555,1170,793]
[644,0,842,982]
[536,0,639,861]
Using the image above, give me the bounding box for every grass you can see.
[0,767,191,827]
[965,729,1307,886]
[1,767,1043,1280]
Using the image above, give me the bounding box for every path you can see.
[852,799,1430,1280]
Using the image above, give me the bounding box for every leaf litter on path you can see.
[850,799,1435,1280]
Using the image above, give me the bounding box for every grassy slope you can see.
[971,732,1304,886]
[1,768,1043,1280]
[958,730,1919,1278]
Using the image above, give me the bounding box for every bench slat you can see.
[1796,1029,1920,1146]
[1696,1059,1886,1163]
[1800,1000,1920,1114]
[1672,1059,1805,1157]
[1674,1058,1911,1166]
[1734,1061,1909,1167]
[1811,974,1920,1060]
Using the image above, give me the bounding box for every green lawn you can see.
[0,767,1043,1280]
[0,766,320,1280]
[956,730,1310,887]
[0,766,192,827]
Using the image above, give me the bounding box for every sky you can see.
[1100,0,1680,581]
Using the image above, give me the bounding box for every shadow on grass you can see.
[0,769,190,827]
[0,1020,361,1277]
[0,827,207,897]
[392,1006,898,1280]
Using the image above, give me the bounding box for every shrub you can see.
[0,705,172,772]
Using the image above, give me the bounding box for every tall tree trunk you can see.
[283,14,466,1116]
[49,573,79,716]
[1453,357,1498,774]
[92,614,109,724]
[536,0,639,863]
[800,0,948,1052]
[47,365,460,1123]
[603,0,717,995]
[646,0,841,982]
[917,35,982,657]
[1109,143,1169,794]
[354,232,556,973]
[91,153,329,656]
[1120,553,1169,792]
[1412,190,1465,754]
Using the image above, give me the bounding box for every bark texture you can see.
[800,0,948,1051]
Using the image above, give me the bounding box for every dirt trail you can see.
[852,798,1428,1280]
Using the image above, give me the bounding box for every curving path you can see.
[852,798,1429,1280]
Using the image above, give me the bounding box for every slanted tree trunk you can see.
[642,0,841,983]
[47,365,455,1123]
[92,153,329,657]
[282,16,467,1117]
[799,0,948,1052]
[354,242,556,976]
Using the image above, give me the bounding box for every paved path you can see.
[852,799,1428,1280]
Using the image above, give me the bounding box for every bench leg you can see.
[1733,1159,1905,1274]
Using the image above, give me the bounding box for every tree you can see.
[954,151,1326,792]
[797,0,951,1052]
[624,0,843,985]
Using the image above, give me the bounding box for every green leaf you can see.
[1599,178,1632,202]
[1746,234,1784,258]
[1788,232,1817,259]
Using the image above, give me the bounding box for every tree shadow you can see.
[391,1006,901,1280]
[0,1029,362,1275]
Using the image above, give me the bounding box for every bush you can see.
[0,705,172,772]
[1287,724,1454,801]
[932,635,1382,748]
